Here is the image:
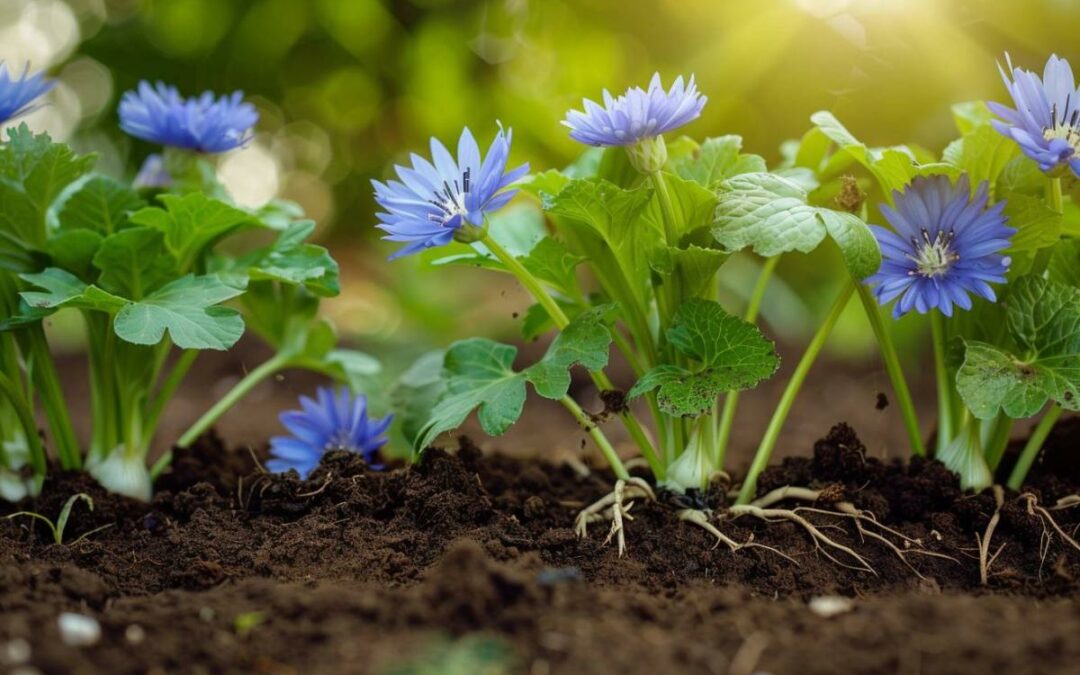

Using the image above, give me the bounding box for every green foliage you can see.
[629,299,778,416]
[416,308,612,449]
[670,135,767,186]
[712,172,881,279]
[956,276,1080,419]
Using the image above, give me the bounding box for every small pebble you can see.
[125,624,146,645]
[57,613,101,647]
[198,607,216,622]
[1,638,31,665]
[808,595,855,618]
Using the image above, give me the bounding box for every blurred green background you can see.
[5,0,1079,356]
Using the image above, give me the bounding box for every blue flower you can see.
[118,81,258,153]
[373,125,528,260]
[990,54,1080,176]
[0,63,54,125]
[562,73,707,147]
[267,387,392,479]
[133,153,171,189]
[867,175,1015,318]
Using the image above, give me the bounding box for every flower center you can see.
[1042,100,1080,154]
[324,429,357,452]
[428,168,471,226]
[908,228,958,278]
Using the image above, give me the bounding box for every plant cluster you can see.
[0,72,368,500]
[3,49,1079,559]
[347,56,1080,550]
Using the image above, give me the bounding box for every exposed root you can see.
[977,485,1005,586]
[677,509,799,564]
[728,502,877,574]
[1022,493,1080,555]
[1051,494,1080,510]
[574,477,655,557]
[731,485,953,576]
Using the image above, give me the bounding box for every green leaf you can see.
[46,229,103,281]
[640,171,718,241]
[520,237,584,295]
[417,339,525,449]
[57,175,144,235]
[522,306,612,398]
[811,111,921,195]
[0,125,95,249]
[129,193,255,270]
[1002,192,1063,253]
[951,101,995,135]
[651,244,730,298]
[544,177,658,304]
[956,276,1080,418]
[236,221,340,296]
[92,227,177,299]
[942,124,1018,196]
[416,309,613,449]
[113,275,245,349]
[712,173,881,279]
[19,267,125,313]
[391,350,447,449]
[629,299,778,416]
[670,135,767,186]
[1049,240,1080,288]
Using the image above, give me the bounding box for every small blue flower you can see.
[133,153,171,189]
[373,125,528,260]
[268,387,392,479]
[867,175,1015,318]
[0,63,54,125]
[990,54,1080,176]
[562,73,707,147]
[118,81,258,153]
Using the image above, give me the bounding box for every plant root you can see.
[724,485,953,576]
[677,509,799,564]
[574,477,656,557]
[977,485,1005,586]
[1021,492,1080,555]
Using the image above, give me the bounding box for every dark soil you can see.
[2,423,1078,675]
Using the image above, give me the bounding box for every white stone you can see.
[57,613,101,647]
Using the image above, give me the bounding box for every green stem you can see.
[480,231,662,476]
[983,414,1015,471]
[24,326,81,469]
[559,395,629,481]
[143,350,199,444]
[716,256,779,468]
[855,283,926,456]
[0,371,46,478]
[177,353,290,449]
[930,312,953,456]
[1033,177,1063,276]
[736,280,855,505]
[1007,405,1062,490]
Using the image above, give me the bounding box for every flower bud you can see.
[626,135,668,174]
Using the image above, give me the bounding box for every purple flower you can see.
[0,63,54,125]
[268,387,392,479]
[867,175,1015,318]
[990,54,1080,176]
[373,125,528,260]
[562,73,707,147]
[118,81,258,153]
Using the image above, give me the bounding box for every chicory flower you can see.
[562,73,707,172]
[118,81,258,153]
[867,174,1015,318]
[990,54,1080,176]
[268,387,392,479]
[373,125,528,260]
[0,63,54,126]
